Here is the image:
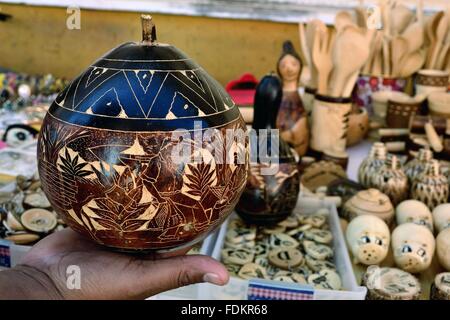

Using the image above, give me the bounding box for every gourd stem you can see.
[141,14,157,44]
[371,142,386,160]
[386,155,398,170]
[418,148,433,162]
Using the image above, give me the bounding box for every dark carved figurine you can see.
[37,15,249,252]
[235,73,300,225]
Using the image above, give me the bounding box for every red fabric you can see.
[226,73,258,106]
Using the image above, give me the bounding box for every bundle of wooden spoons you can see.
[300,12,371,98]
[425,9,450,70]
[361,0,440,78]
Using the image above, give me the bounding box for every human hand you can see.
[0,228,229,300]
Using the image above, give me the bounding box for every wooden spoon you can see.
[306,20,326,88]
[391,4,414,35]
[436,43,450,70]
[425,11,444,68]
[298,23,311,71]
[399,50,426,78]
[335,11,355,33]
[312,29,333,95]
[342,71,360,98]
[416,0,424,25]
[371,32,384,76]
[402,21,424,54]
[391,36,409,77]
[444,48,450,72]
[429,13,448,69]
[363,31,380,74]
[329,25,370,97]
[380,0,392,37]
[382,36,391,76]
[355,6,368,29]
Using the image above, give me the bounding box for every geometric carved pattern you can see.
[54,63,235,120]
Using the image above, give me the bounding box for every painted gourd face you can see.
[437,228,450,271]
[37,16,249,251]
[433,204,450,234]
[392,223,435,273]
[396,200,433,232]
[346,215,390,265]
[278,55,301,83]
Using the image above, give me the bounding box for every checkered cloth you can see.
[0,243,11,268]
[247,279,314,300]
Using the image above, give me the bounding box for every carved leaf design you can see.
[182,149,217,201]
[57,147,93,177]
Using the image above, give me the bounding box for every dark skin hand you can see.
[0,228,229,300]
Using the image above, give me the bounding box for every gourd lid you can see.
[48,15,239,131]
[347,189,394,214]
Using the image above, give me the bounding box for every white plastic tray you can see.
[198,197,367,300]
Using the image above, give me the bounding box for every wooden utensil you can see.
[425,11,444,67]
[429,13,448,69]
[335,11,355,33]
[416,0,424,25]
[380,0,392,38]
[313,28,333,95]
[391,36,409,77]
[436,43,450,70]
[371,33,384,76]
[402,21,424,54]
[330,26,370,97]
[355,6,368,29]
[382,36,391,76]
[391,4,414,35]
[425,121,444,153]
[363,31,381,74]
[306,20,326,89]
[399,50,426,78]
[342,71,360,98]
[298,23,312,71]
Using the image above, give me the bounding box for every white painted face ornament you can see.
[436,228,450,271]
[392,223,435,273]
[433,204,450,234]
[346,215,390,265]
[396,200,433,233]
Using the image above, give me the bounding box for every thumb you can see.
[134,254,230,298]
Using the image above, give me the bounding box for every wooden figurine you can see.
[276,41,309,157]
[433,203,450,233]
[235,74,300,225]
[392,223,435,273]
[436,229,450,271]
[396,200,434,233]
[345,215,390,265]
